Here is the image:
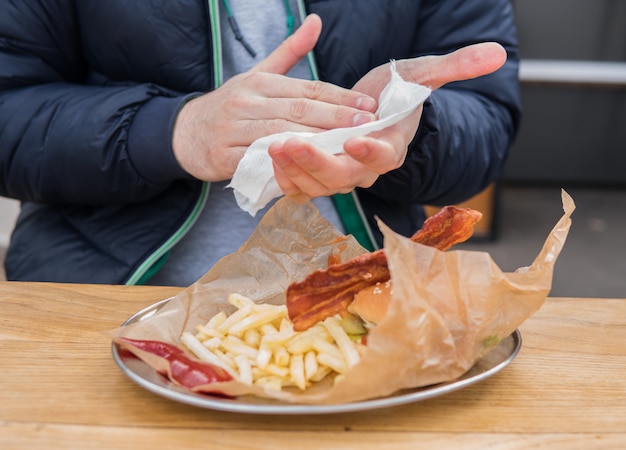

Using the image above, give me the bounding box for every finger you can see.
[270,145,322,197]
[402,42,508,89]
[251,14,322,75]
[272,161,305,197]
[270,139,348,197]
[343,135,401,175]
[238,74,378,113]
[270,138,380,196]
[234,99,376,130]
[343,105,422,172]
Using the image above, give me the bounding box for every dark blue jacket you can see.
[0,0,521,284]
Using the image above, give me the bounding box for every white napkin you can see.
[228,61,432,216]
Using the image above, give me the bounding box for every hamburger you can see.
[286,205,483,334]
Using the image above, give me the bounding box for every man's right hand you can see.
[171,14,377,182]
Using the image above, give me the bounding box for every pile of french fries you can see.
[181,293,362,391]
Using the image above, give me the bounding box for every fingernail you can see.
[356,96,377,112]
[290,146,311,163]
[270,151,289,167]
[353,112,377,126]
[348,140,368,158]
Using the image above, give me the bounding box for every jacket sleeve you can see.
[366,0,522,207]
[0,2,191,205]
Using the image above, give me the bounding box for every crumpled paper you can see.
[228,61,432,216]
[111,190,575,405]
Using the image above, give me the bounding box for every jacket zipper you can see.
[126,0,376,285]
[125,180,209,285]
[125,0,223,285]
[292,0,378,251]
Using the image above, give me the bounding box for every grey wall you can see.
[503,0,626,185]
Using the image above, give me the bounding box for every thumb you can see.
[401,42,508,89]
[251,14,322,74]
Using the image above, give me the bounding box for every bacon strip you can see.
[286,206,483,331]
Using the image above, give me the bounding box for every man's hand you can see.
[268,42,507,198]
[172,14,377,182]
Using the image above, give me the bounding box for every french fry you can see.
[317,352,349,374]
[273,346,290,367]
[278,317,292,332]
[304,350,318,380]
[263,363,290,378]
[256,345,272,369]
[254,376,283,391]
[182,294,363,391]
[234,354,253,385]
[322,316,361,369]
[213,348,237,370]
[228,293,254,309]
[311,337,344,361]
[290,353,306,390]
[196,324,224,339]
[261,326,295,348]
[286,325,330,354]
[205,310,227,329]
[243,328,261,347]
[220,335,258,360]
[310,365,333,383]
[201,336,222,350]
[228,306,287,337]
[216,304,253,334]
[260,323,278,336]
[180,332,236,376]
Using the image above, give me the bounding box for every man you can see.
[0,1,521,285]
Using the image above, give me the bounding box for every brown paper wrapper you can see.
[111,190,575,405]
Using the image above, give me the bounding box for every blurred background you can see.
[1,0,625,296]
[458,0,626,298]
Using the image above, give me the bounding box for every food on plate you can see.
[181,293,362,391]
[348,279,392,326]
[111,191,575,405]
[286,206,483,331]
[119,337,233,389]
[117,204,484,394]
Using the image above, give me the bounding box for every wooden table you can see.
[1,282,625,449]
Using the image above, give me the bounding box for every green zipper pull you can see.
[222,0,256,57]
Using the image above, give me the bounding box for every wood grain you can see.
[1,282,625,449]
[2,423,625,450]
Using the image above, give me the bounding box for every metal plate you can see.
[112,298,522,415]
